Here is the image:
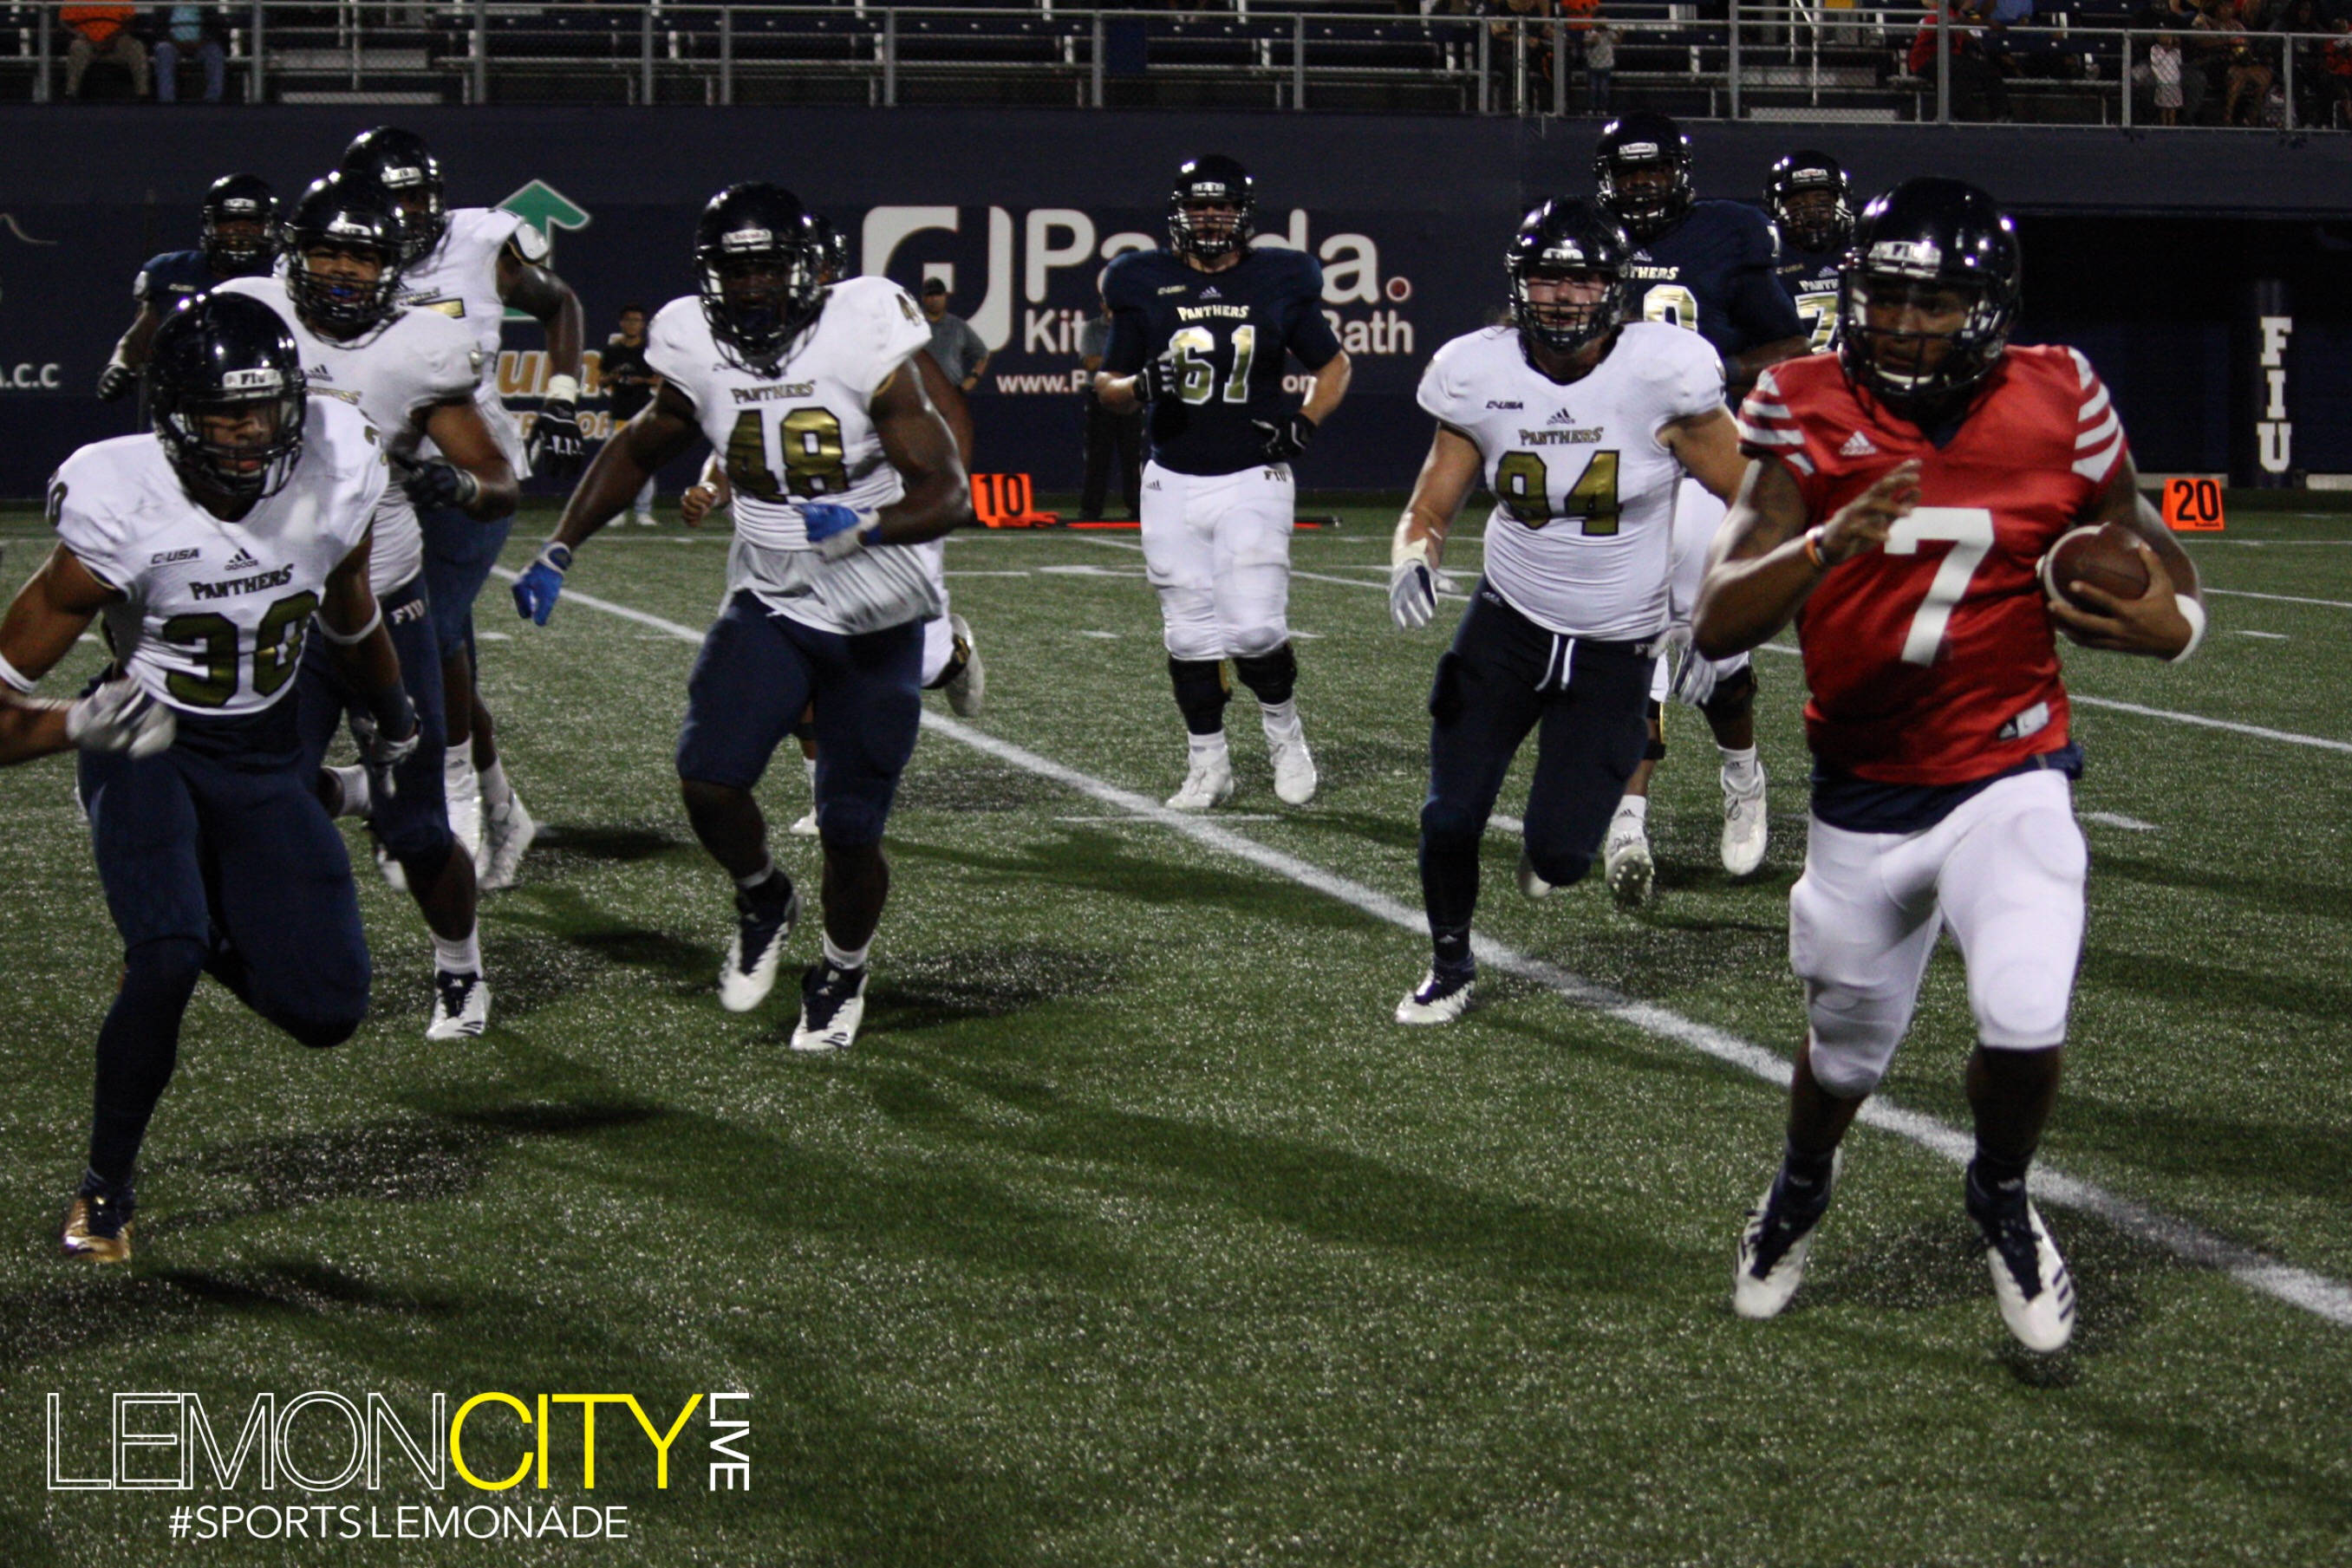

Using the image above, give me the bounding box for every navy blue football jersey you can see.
[133,249,219,310]
[1774,237,1844,354]
[1103,245,1342,477]
[1621,199,1805,369]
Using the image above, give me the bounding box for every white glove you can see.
[1664,628,1721,708]
[1391,533,1441,631]
[65,676,175,758]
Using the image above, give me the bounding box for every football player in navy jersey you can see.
[1593,113,1808,905]
[1097,155,1352,811]
[1765,151,1857,355]
[96,173,278,402]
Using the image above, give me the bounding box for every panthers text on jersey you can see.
[645,276,935,634]
[134,250,224,311]
[1419,322,1726,641]
[1102,244,1342,477]
[215,276,483,597]
[1736,346,2131,785]
[1774,238,1844,354]
[1623,199,1807,371]
[48,398,388,719]
[396,207,546,471]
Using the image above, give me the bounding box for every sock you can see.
[1259,696,1301,737]
[1719,745,1762,795]
[1188,730,1229,765]
[804,756,818,788]
[822,933,871,971]
[1968,1148,2033,1209]
[1779,1139,1836,1195]
[88,937,206,1185]
[1419,820,1480,974]
[444,749,473,792]
[1615,795,1649,826]
[327,764,370,820]
[1168,656,1232,737]
[1430,926,1474,974]
[432,928,483,977]
[734,857,779,893]
[479,758,513,814]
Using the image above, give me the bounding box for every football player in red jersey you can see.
[1691,179,2206,1354]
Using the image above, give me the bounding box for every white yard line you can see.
[500,564,2352,1332]
[2084,811,2160,832]
[2205,588,2352,611]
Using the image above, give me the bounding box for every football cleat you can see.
[1603,810,1654,908]
[1395,963,1476,1025]
[1733,1150,1841,1320]
[1266,721,1318,806]
[478,787,538,892]
[1166,751,1235,811]
[633,511,657,527]
[1722,764,1769,878]
[790,958,869,1053]
[445,757,484,862]
[1968,1171,2076,1353]
[720,875,800,1012]
[375,841,409,894]
[943,613,986,718]
[426,969,490,1040]
[1515,843,1554,900]
[62,1174,134,1265]
[789,809,819,837]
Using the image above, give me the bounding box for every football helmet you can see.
[1593,112,1693,242]
[1836,177,2019,413]
[1506,198,1632,357]
[340,126,445,264]
[1168,155,1254,262]
[1765,151,1854,256]
[283,172,407,335]
[806,214,852,284]
[147,292,309,503]
[694,183,824,377]
[199,172,279,276]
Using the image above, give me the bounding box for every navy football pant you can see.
[1420,583,1653,952]
[294,575,453,880]
[675,589,923,849]
[77,703,370,1179]
[420,504,512,663]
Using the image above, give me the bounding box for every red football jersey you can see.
[1736,345,2128,785]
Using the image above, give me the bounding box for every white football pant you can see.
[1138,459,1295,662]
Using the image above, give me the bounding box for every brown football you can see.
[2040,523,2152,610]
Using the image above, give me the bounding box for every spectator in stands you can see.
[2317,16,2352,125]
[920,279,990,394]
[1912,0,2012,117]
[1584,18,1618,113]
[2150,29,2185,119]
[62,4,151,98]
[153,4,225,103]
[1486,0,1554,103]
[2273,0,2325,115]
[1077,288,1142,524]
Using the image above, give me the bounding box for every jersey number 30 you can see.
[1886,506,1994,666]
[160,590,319,708]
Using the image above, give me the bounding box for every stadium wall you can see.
[2,107,2346,498]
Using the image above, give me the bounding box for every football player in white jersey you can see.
[222,171,519,1041]
[342,127,586,891]
[0,293,419,1262]
[513,184,973,1055]
[1388,199,1749,1024]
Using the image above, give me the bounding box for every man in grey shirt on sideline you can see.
[921,279,990,391]
[1078,289,1142,521]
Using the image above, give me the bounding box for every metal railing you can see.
[8,1,2346,127]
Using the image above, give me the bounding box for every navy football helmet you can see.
[199,173,279,276]
[341,127,445,264]
[148,293,309,503]
[1837,178,2020,412]
[1168,155,1254,262]
[1507,198,1632,357]
[1594,113,1694,243]
[283,172,407,335]
[694,183,824,375]
[1765,151,1854,256]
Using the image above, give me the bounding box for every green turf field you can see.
[0,500,2348,1566]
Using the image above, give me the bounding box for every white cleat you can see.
[478,788,538,892]
[1165,751,1235,812]
[1394,965,1475,1025]
[375,842,409,894]
[943,613,986,718]
[1515,843,1554,900]
[790,959,868,1053]
[1266,724,1318,806]
[1975,1195,2077,1354]
[788,809,819,838]
[445,757,484,862]
[720,879,801,1013]
[1721,764,1769,878]
[1732,1151,1841,1321]
[633,511,657,527]
[1603,810,1654,908]
[426,970,490,1041]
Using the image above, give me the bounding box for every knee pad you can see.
[1231,641,1297,706]
[1418,797,1486,855]
[123,936,208,1004]
[1699,660,1756,728]
[276,1009,362,1051]
[1803,983,1912,1097]
[1168,657,1232,736]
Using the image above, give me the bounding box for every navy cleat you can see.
[790,957,869,1053]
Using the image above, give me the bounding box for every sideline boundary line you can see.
[501,566,2352,1332]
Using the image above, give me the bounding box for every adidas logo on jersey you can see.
[1199,287,1223,300]
[308,363,332,381]
[1547,408,1580,426]
[1839,430,1879,457]
[225,547,259,570]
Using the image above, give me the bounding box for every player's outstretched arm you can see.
[100,301,167,400]
[1658,407,1750,505]
[410,397,520,522]
[867,360,974,547]
[1693,457,1921,659]
[2045,450,2206,660]
[552,386,702,552]
[0,546,121,764]
[913,348,976,470]
[1391,423,1482,631]
[501,249,588,479]
[319,532,422,791]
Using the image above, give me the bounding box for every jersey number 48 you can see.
[726,407,852,501]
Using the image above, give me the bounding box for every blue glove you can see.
[803,502,878,563]
[511,542,572,626]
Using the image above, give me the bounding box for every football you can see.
[2039,523,2152,610]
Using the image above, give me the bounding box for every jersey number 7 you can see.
[1886,506,1994,666]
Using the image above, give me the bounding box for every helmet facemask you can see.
[1512,264,1624,357]
[698,233,823,376]
[1838,271,2011,412]
[288,231,403,335]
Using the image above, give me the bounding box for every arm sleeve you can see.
[1735,368,1827,511]
[1283,257,1343,371]
[132,257,166,304]
[49,460,134,595]
[427,322,488,401]
[2065,348,2130,489]
[1414,338,1472,426]
[505,218,552,266]
[867,282,936,399]
[1662,334,1730,423]
[641,301,704,414]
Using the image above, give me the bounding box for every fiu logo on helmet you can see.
[721,228,775,252]
[1869,238,1944,277]
[220,368,284,394]
[1618,140,1660,159]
